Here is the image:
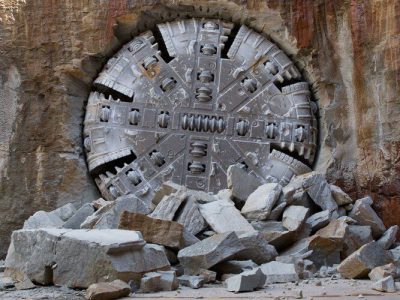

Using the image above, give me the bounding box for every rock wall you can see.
[0,0,399,256]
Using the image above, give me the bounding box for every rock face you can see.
[4,229,169,288]
[0,0,399,258]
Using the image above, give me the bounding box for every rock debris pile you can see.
[3,165,400,298]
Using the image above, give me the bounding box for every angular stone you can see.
[330,185,353,206]
[337,241,394,279]
[227,164,263,205]
[177,232,246,275]
[119,212,185,249]
[63,203,95,229]
[140,271,178,293]
[369,263,398,281]
[151,191,206,235]
[280,235,342,268]
[23,211,64,229]
[225,268,266,292]
[260,261,299,283]
[14,278,36,290]
[233,231,277,264]
[390,246,400,261]
[300,172,338,212]
[199,199,255,233]
[349,198,386,238]
[198,269,217,283]
[268,202,287,220]
[5,229,169,288]
[371,276,396,293]
[214,260,258,275]
[306,210,331,232]
[282,206,310,231]
[152,181,185,206]
[91,198,110,210]
[92,195,150,230]
[343,225,373,258]
[186,189,217,204]
[241,183,282,221]
[377,225,398,250]
[178,275,204,289]
[315,219,349,241]
[85,279,131,300]
[52,203,77,222]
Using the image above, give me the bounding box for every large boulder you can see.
[5,229,169,288]
[377,225,399,250]
[349,197,386,238]
[337,241,393,279]
[177,232,246,275]
[241,183,282,220]
[342,225,373,258]
[199,199,255,233]
[23,211,64,229]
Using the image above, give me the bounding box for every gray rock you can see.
[282,205,310,231]
[337,241,394,279]
[241,183,282,221]
[233,231,277,264]
[390,246,400,261]
[225,268,266,292]
[214,260,258,275]
[177,232,246,275]
[152,181,185,206]
[371,275,396,293]
[260,261,299,283]
[369,263,398,281]
[14,278,36,290]
[63,203,94,229]
[330,185,353,206]
[377,225,399,250]
[23,211,64,229]
[227,164,263,205]
[5,228,169,288]
[93,194,150,229]
[178,275,204,289]
[140,271,178,293]
[280,235,342,268]
[52,203,77,222]
[85,279,131,300]
[151,191,206,235]
[349,197,386,238]
[300,172,338,212]
[268,202,287,220]
[306,210,331,232]
[343,225,373,258]
[199,199,255,233]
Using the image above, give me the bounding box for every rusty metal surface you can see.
[84,19,317,203]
